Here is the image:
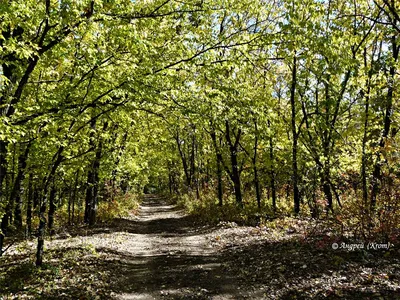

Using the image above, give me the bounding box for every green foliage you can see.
[0,0,399,269]
[97,192,141,222]
[178,191,274,226]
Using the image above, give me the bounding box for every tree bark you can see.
[253,119,261,209]
[290,55,300,214]
[225,121,242,207]
[13,143,31,230]
[370,23,398,209]
[268,120,277,214]
[210,129,224,206]
[175,130,191,189]
[47,183,56,235]
[26,173,33,237]
[85,121,106,225]
[361,45,375,208]
[36,146,64,266]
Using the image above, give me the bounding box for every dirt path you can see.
[2,194,399,299]
[108,195,399,300]
[108,195,238,299]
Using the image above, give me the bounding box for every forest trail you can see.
[2,195,398,299]
[110,195,400,300]
[111,194,239,299]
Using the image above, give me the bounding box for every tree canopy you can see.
[0,0,399,267]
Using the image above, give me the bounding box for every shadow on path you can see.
[65,195,213,238]
[102,195,238,299]
[2,195,398,299]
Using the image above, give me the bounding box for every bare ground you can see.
[0,194,399,299]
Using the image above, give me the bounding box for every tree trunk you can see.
[0,140,7,253]
[175,131,191,189]
[216,157,223,206]
[361,46,374,208]
[323,179,333,213]
[36,194,46,266]
[268,120,277,214]
[85,159,100,226]
[47,183,56,235]
[168,165,173,194]
[35,147,64,266]
[253,119,261,209]
[68,187,72,225]
[84,121,106,225]
[290,55,300,214]
[189,128,196,190]
[370,26,398,209]
[210,129,223,206]
[111,131,129,192]
[26,173,33,237]
[225,121,242,207]
[71,170,79,225]
[0,141,8,194]
[13,143,31,230]
[0,172,12,256]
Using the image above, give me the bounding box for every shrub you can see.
[97,192,141,222]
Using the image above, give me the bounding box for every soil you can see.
[106,194,241,299]
[0,194,399,299]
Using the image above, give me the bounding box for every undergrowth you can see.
[96,192,141,222]
[176,190,286,226]
[176,189,400,245]
[54,191,142,230]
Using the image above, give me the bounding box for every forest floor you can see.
[1,195,400,299]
